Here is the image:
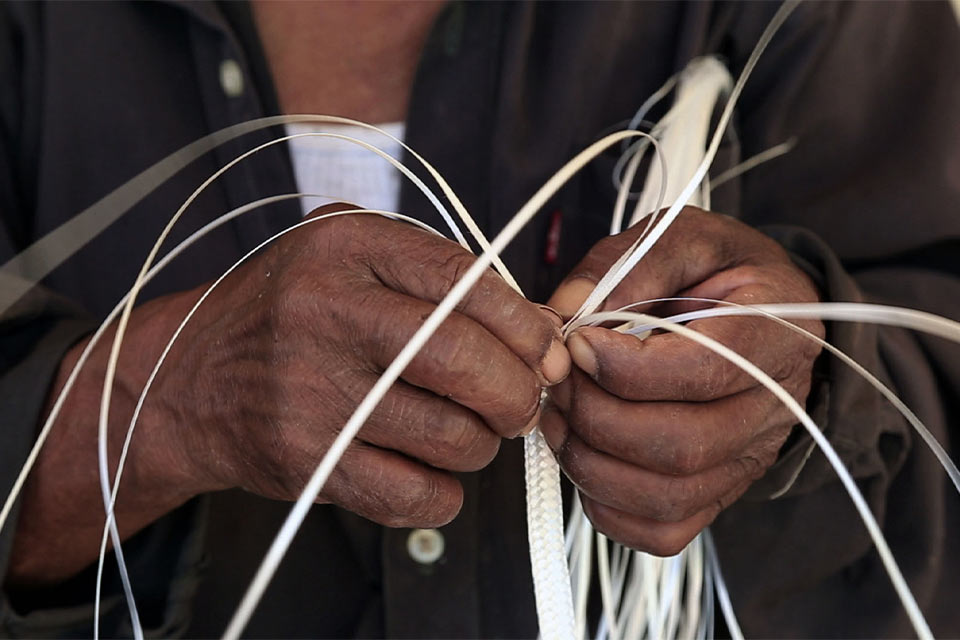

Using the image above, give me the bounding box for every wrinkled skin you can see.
[164,207,570,526]
[10,205,570,584]
[543,207,824,556]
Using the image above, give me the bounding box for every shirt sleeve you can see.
[709,2,960,635]
[712,0,960,502]
[0,4,207,637]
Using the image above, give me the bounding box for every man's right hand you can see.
[166,207,570,526]
[8,205,569,585]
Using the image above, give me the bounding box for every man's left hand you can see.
[542,207,824,555]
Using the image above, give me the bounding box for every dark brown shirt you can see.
[1,1,959,637]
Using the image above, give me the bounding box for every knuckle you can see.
[382,472,459,528]
[384,237,475,302]
[425,317,484,385]
[435,414,499,471]
[432,248,477,297]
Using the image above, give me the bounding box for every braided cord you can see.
[525,426,576,640]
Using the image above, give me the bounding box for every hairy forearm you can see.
[6,290,208,587]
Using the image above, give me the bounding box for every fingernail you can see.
[520,405,542,437]
[540,337,571,385]
[537,304,564,329]
[567,331,598,377]
[548,278,597,319]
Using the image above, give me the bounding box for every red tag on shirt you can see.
[544,209,562,265]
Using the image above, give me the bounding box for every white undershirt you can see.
[284,122,406,217]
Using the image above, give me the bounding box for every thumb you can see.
[547,277,598,320]
[548,207,742,319]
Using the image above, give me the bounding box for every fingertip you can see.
[567,330,598,378]
[547,277,597,319]
[540,337,571,386]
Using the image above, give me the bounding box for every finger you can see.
[566,309,809,402]
[549,368,795,475]
[539,405,774,523]
[579,490,745,557]
[683,261,823,311]
[350,284,543,438]
[324,442,464,528]
[548,208,771,317]
[682,265,826,344]
[365,219,570,384]
[358,377,501,472]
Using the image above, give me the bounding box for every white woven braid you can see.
[525,425,576,640]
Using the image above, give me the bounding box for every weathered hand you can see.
[541,207,823,555]
[11,205,571,585]
[160,206,570,528]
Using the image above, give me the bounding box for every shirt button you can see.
[407,528,445,565]
[219,59,245,98]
